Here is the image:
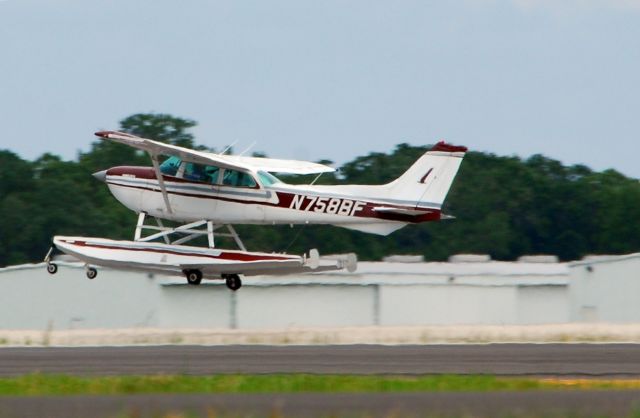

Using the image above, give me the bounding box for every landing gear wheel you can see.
[224,274,242,291]
[46,263,58,275]
[86,267,97,280]
[185,269,203,285]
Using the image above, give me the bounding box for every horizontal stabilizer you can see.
[334,222,407,236]
[372,206,437,216]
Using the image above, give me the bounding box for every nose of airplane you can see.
[92,170,107,182]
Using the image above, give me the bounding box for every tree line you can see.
[1,113,639,267]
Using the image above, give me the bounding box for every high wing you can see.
[94,131,335,175]
[222,155,335,175]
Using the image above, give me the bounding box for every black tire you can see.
[46,263,58,275]
[86,267,97,280]
[186,269,202,285]
[225,274,242,291]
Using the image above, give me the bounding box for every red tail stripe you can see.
[431,141,468,153]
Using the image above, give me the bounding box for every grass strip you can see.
[0,374,639,396]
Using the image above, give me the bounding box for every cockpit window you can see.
[222,169,257,188]
[257,171,281,186]
[184,162,220,184]
[159,156,181,176]
[162,158,256,188]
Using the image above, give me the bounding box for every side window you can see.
[184,163,221,184]
[222,169,257,188]
[222,169,238,186]
[183,163,206,182]
[238,172,257,187]
[204,165,221,184]
[159,156,181,176]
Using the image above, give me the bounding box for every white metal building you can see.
[569,254,640,323]
[0,257,570,330]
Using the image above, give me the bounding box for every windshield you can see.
[257,171,281,186]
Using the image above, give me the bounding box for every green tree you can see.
[5,114,640,267]
[119,113,197,148]
[0,150,34,196]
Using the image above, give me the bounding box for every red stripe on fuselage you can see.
[106,166,260,189]
[105,166,442,224]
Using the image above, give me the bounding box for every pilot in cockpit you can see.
[184,163,206,182]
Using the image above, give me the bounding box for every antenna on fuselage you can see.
[238,141,257,156]
[220,141,237,155]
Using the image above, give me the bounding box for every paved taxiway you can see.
[2,344,640,377]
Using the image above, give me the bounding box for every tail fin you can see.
[385,141,467,209]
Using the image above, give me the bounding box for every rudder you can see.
[385,141,467,209]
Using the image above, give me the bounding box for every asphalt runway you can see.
[4,344,640,417]
[2,391,640,418]
[1,343,640,377]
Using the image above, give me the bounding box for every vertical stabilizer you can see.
[385,141,467,209]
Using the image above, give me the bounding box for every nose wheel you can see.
[44,246,57,275]
[224,274,242,291]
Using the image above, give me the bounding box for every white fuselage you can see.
[92,133,466,236]
[102,166,442,235]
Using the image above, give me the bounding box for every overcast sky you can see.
[1,0,639,176]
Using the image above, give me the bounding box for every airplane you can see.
[91,131,467,236]
[46,130,466,290]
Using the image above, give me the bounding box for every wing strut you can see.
[150,154,173,214]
